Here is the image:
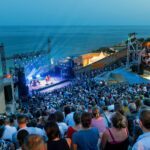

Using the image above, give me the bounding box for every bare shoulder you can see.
[103,128,110,135]
[66,138,71,147]
[102,129,109,139]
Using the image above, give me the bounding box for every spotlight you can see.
[28,76,33,81]
[36,74,41,78]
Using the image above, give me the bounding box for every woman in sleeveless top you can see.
[91,106,107,137]
[45,121,71,150]
[101,112,129,150]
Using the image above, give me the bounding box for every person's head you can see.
[73,111,81,125]
[48,113,57,122]
[128,103,137,113]
[114,103,124,115]
[4,118,10,125]
[10,117,15,126]
[92,106,100,119]
[17,129,29,147]
[123,100,128,107]
[114,102,122,110]
[17,115,27,128]
[81,112,92,128]
[64,106,71,116]
[102,106,108,112]
[24,134,47,150]
[45,121,60,141]
[139,108,150,132]
[111,112,126,129]
[135,99,142,110]
[55,111,64,123]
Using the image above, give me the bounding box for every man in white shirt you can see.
[65,107,75,127]
[132,108,150,150]
[65,112,75,126]
[12,115,47,145]
[2,118,17,141]
[55,111,68,137]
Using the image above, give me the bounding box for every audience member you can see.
[45,121,71,150]
[17,129,29,150]
[55,111,68,137]
[24,134,47,150]
[132,109,150,150]
[67,111,81,139]
[91,106,106,137]
[72,112,99,150]
[101,112,129,150]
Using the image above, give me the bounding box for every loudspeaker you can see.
[17,68,28,98]
[138,64,144,75]
[131,64,144,75]
[131,64,138,72]
[4,85,13,104]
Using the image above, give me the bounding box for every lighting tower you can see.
[126,33,142,69]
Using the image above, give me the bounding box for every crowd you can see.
[0,58,150,150]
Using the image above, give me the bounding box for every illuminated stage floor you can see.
[141,70,150,81]
[28,77,69,91]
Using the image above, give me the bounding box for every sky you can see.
[0,0,150,26]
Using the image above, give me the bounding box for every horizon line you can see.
[1,24,150,27]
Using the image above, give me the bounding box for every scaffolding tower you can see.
[126,33,143,69]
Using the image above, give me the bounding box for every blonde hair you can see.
[24,134,46,150]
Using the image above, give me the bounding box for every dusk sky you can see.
[0,0,150,26]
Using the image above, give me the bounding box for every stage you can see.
[28,77,70,92]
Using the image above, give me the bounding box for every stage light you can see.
[36,74,41,78]
[5,74,12,78]
[51,58,54,65]
[28,76,33,81]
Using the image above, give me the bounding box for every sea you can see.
[0,25,150,76]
